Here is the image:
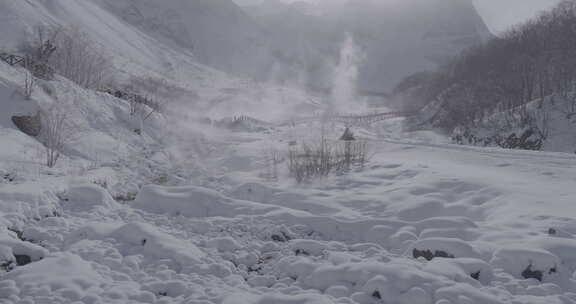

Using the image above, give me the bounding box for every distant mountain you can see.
[0,0,491,97]
[244,0,493,94]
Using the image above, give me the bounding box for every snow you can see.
[133,184,278,217]
[4,252,104,293]
[64,183,119,211]
[0,1,575,304]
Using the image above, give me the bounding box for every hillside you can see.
[396,0,576,153]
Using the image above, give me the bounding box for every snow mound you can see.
[64,183,118,211]
[290,239,329,256]
[4,253,103,295]
[423,258,494,285]
[206,236,241,252]
[223,292,334,304]
[0,236,48,269]
[491,248,560,282]
[133,184,278,217]
[408,237,481,261]
[302,262,443,303]
[69,222,206,268]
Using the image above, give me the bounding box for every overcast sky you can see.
[236,0,562,35]
[473,0,561,33]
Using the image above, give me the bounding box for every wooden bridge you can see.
[333,111,413,125]
[286,111,414,126]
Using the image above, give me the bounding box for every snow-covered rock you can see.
[491,248,560,282]
[4,253,104,294]
[64,183,118,211]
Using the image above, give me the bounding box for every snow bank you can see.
[4,252,103,293]
[300,262,443,300]
[63,183,119,211]
[133,184,278,217]
[68,222,205,268]
[223,292,335,304]
[491,248,560,282]
[423,258,494,285]
[408,237,481,261]
[0,235,48,271]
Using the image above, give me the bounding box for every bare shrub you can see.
[20,27,58,79]
[288,137,368,183]
[51,27,112,89]
[39,103,75,168]
[21,70,35,99]
[261,149,282,181]
[22,26,112,89]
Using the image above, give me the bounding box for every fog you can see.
[473,0,561,34]
[234,0,561,34]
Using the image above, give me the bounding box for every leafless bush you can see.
[22,26,112,89]
[288,137,368,183]
[39,103,75,168]
[394,0,576,131]
[261,149,282,181]
[21,70,34,99]
[51,27,112,89]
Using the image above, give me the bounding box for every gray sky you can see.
[473,0,561,34]
[236,0,562,35]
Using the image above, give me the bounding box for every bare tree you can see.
[21,70,34,100]
[49,27,112,89]
[39,103,75,168]
[288,136,368,183]
[22,26,112,89]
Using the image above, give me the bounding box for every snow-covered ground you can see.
[1,1,576,303]
[2,51,576,304]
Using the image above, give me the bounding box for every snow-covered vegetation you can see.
[396,0,576,153]
[1,1,576,304]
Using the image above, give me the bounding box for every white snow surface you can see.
[1,2,576,304]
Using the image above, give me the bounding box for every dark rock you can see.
[413,248,455,261]
[295,249,309,256]
[11,114,41,137]
[470,271,481,281]
[14,254,32,266]
[271,235,286,242]
[521,265,543,282]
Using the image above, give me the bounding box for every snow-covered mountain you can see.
[243,0,492,93]
[0,0,490,95]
